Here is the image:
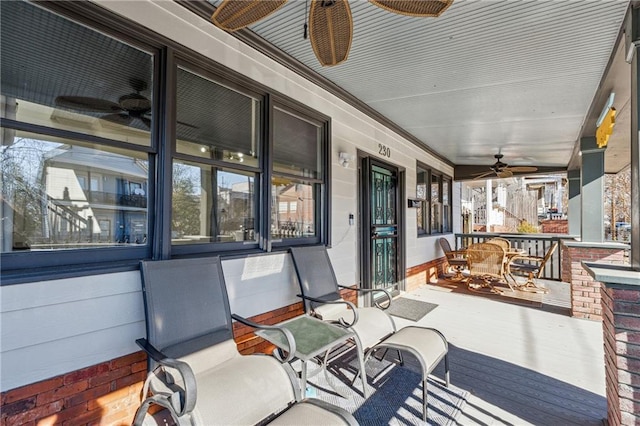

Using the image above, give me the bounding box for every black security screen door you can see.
[361,157,402,294]
[371,164,398,289]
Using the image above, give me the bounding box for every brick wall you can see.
[406,256,448,292]
[1,352,147,426]
[601,284,640,425]
[561,244,626,320]
[540,219,568,234]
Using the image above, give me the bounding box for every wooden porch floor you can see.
[398,278,606,425]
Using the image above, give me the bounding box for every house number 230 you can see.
[378,143,391,158]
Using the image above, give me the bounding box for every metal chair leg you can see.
[422,378,428,422]
[445,353,450,387]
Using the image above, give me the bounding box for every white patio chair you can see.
[290,246,450,422]
[133,256,357,426]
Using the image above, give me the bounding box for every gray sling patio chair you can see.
[133,256,357,426]
[289,246,450,422]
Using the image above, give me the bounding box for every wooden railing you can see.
[454,233,578,281]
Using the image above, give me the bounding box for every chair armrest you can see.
[512,255,544,263]
[135,338,197,416]
[338,285,392,310]
[447,249,467,257]
[296,294,359,327]
[231,313,297,363]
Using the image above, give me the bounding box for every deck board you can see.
[395,279,606,425]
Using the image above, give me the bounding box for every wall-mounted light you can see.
[339,152,355,168]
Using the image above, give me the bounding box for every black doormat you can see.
[385,298,438,322]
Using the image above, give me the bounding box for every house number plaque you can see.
[378,143,391,158]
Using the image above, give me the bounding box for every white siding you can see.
[0,272,144,392]
[1,0,460,392]
[221,253,300,318]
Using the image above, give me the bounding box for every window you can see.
[171,161,257,244]
[442,178,451,233]
[416,166,428,235]
[431,173,442,233]
[172,67,261,250]
[1,0,154,267]
[171,68,329,253]
[416,163,452,235]
[271,107,325,245]
[1,0,330,276]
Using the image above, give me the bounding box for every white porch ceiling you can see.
[208,0,630,173]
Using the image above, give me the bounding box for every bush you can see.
[517,220,539,234]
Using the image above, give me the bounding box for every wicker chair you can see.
[508,241,558,293]
[465,243,508,293]
[438,238,468,281]
[486,237,511,251]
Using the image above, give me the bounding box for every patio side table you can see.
[255,314,368,398]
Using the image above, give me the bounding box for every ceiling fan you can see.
[55,79,198,130]
[472,154,538,180]
[211,0,454,66]
[55,78,155,129]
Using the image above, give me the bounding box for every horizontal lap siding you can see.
[0,272,144,393]
[222,253,302,319]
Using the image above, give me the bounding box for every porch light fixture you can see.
[339,151,354,167]
[211,0,454,67]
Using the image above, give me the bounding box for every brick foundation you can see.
[601,284,640,425]
[561,243,626,320]
[406,256,448,292]
[1,352,147,426]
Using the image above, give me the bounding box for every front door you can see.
[360,157,403,294]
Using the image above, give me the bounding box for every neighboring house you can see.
[41,145,148,246]
[463,175,565,233]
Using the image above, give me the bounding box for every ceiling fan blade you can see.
[497,170,514,178]
[309,0,353,66]
[472,171,495,180]
[101,113,133,126]
[139,116,152,129]
[369,0,454,17]
[211,0,288,31]
[177,120,199,129]
[55,96,123,113]
[506,166,538,173]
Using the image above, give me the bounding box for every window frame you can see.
[416,164,430,236]
[0,0,162,274]
[442,176,452,233]
[170,61,266,256]
[269,98,330,249]
[416,162,453,237]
